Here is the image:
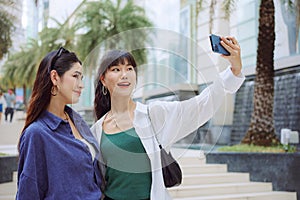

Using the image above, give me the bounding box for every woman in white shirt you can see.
[91,36,245,200]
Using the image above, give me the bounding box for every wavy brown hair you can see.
[94,50,137,120]
[19,48,81,150]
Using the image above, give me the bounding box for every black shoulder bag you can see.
[147,107,182,188]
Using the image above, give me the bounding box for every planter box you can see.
[206,152,300,199]
[0,155,18,183]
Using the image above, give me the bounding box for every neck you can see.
[105,97,136,131]
[110,97,135,115]
[47,98,66,119]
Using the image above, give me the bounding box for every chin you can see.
[70,97,80,104]
[117,92,133,97]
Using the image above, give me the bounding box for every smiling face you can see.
[51,62,84,104]
[101,59,136,97]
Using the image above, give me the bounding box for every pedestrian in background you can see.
[91,36,245,200]
[16,47,102,199]
[0,90,5,123]
[4,89,16,123]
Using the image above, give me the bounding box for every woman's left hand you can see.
[220,36,242,76]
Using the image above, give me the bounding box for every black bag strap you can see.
[147,106,163,150]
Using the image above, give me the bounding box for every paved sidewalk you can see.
[0,172,17,200]
[0,111,25,199]
[0,111,25,155]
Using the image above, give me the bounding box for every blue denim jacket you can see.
[16,106,102,200]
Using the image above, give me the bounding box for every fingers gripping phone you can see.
[209,34,230,56]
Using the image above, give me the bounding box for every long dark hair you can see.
[19,48,81,149]
[94,50,137,120]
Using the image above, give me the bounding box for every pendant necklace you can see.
[108,112,119,129]
[64,111,69,121]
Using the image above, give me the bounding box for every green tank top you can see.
[101,128,152,199]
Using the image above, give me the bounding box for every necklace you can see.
[64,111,69,121]
[106,104,136,131]
[108,112,119,128]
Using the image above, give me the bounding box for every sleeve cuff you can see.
[219,66,245,94]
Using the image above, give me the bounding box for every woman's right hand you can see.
[220,36,242,76]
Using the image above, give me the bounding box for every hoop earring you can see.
[51,85,58,96]
[102,86,107,95]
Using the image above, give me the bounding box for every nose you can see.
[121,69,128,80]
[78,78,84,89]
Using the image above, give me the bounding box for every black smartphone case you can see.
[209,34,230,56]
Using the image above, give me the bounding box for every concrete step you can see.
[181,164,228,175]
[0,172,17,200]
[182,173,249,185]
[171,148,206,166]
[0,195,15,200]
[168,182,273,198]
[178,156,206,165]
[172,191,297,200]
[1,149,297,200]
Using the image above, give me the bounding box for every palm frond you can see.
[74,0,153,64]
[222,0,237,19]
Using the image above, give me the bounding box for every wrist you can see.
[230,66,242,76]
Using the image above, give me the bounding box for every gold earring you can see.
[51,85,58,96]
[102,86,107,95]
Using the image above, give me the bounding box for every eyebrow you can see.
[74,71,82,75]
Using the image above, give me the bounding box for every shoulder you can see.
[19,121,50,155]
[20,121,50,145]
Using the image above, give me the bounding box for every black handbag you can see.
[158,144,182,187]
[147,107,182,188]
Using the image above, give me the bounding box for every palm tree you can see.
[1,58,17,88]
[2,0,151,85]
[196,0,236,33]
[0,0,15,60]
[195,0,300,146]
[38,21,78,55]
[75,0,152,65]
[241,0,277,146]
[1,20,78,107]
[242,0,300,146]
[1,39,40,107]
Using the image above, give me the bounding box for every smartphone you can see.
[209,34,230,56]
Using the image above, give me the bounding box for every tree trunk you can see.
[242,0,278,146]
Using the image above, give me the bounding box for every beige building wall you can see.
[187,0,235,126]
